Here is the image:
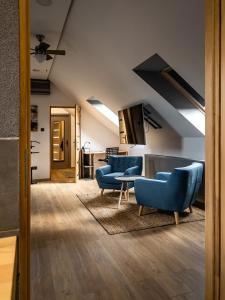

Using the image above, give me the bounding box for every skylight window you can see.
[87,99,119,126]
[133,54,205,135]
[161,67,205,113]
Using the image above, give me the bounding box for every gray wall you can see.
[0,0,20,232]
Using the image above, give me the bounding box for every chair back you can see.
[108,155,143,174]
[167,162,203,211]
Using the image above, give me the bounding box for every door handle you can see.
[60,140,64,151]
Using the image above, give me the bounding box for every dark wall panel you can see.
[0,0,20,137]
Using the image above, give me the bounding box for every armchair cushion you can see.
[135,178,167,209]
[102,172,124,184]
[155,172,171,181]
[124,166,140,176]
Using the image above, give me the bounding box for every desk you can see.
[80,151,128,179]
[0,236,17,300]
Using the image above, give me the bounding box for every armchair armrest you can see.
[155,172,172,181]
[96,165,112,177]
[124,166,140,176]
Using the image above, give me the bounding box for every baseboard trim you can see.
[34,178,50,183]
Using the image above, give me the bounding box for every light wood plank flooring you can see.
[31,180,205,300]
[51,168,75,183]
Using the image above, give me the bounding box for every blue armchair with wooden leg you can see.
[134,162,203,224]
[96,156,143,195]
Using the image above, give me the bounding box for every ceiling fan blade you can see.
[30,52,35,55]
[46,54,53,61]
[46,50,66,55]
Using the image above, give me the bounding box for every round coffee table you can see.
[115,176,145,208]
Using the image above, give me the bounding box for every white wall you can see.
[30,0,205,180]
[50,0,204,138]
[31,84,204,180]
[127,136,204,179]
[127,115,204,163]
[128,136,204,173]
[128,130,181,158]
[81,109,119,152]
[181,137,205,161]
[31,84,119,179]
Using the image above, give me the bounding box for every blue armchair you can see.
[96,156,143,195]
[134,162,203,224]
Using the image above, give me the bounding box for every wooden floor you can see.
[51,168,75,183]
[31,180,205,300]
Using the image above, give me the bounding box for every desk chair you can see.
[98,147,119,163]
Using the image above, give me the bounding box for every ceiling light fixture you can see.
[35,54,46,63]
[36,0,53,6]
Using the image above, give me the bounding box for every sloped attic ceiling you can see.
[30,0,72,79]
[49,0,204,138]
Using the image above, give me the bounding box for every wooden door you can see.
[75,105,81,182]
[51,115,70,169]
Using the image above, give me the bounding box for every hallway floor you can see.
[31,180,205,300]
[50,168,75,183]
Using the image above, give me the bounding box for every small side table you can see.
[115,176,145,208]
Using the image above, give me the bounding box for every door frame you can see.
[205,0,225,299]
[19,0,225,298]
[49,106,76,180]
[19,0,30,299]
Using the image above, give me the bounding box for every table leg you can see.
[118,182,124,208]
[127,186,129,202]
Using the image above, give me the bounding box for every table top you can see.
[0,236,17,300]
[115,175,145,182]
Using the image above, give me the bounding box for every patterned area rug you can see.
[76,191,205,235]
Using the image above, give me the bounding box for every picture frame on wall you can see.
[31,105,38,131]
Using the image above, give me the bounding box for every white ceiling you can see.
[49,0,205,137]
[30,0,72,79]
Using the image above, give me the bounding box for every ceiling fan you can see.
[30,34,66,62]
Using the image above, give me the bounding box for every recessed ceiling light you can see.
[36,0,53,6]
